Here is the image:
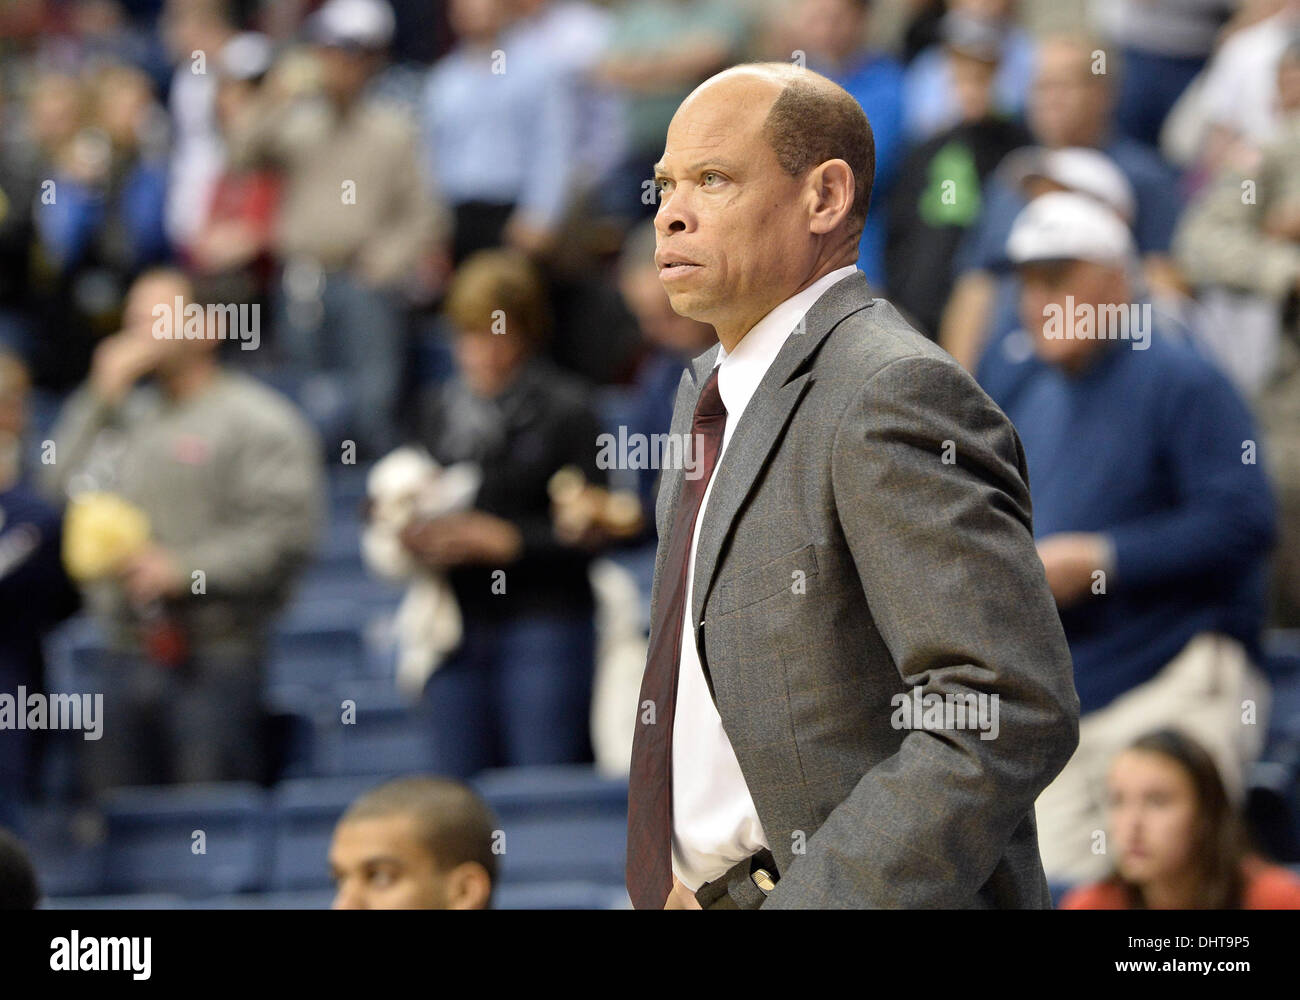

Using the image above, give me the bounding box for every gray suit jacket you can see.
[651,270,1080,909]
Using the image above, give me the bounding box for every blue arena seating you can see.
[99,782,268,896]
[44,893,184,909]
[472,765,628,885]
[494,881,630,909]
[267,775,391,891]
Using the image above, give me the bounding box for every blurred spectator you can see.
[969,147,1142,401]
[329,776,497,909]
[939,34,1185,372]
[505,0,626,230]
[160,0,238,251]
[224,0,446,458]
[0,81,38,360]
[0,353,80,830]
[593,0,750,221]
[1174,36,1300,627]
[898,0,946,64]
[1093,0,1234,150]
[884,10,1030,335]
[183,31,280,307]
[40,268,324,791]
[26,65,171,390]
[0,827,40,909]
[401,250,604,778]
[901,0,1036,142]
[1173,0,1300,178]
[782,0,904,287]
[37,1,171,90]
[994,193,1276,884]
[421,0,579,263]
[1061,729,1300,908]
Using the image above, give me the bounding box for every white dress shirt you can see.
[671,264,861,891]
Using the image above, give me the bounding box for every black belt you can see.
[693,848,779,909]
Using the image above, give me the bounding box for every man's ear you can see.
[807,158,855,236]
[445,861,493,910]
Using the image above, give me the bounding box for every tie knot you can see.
[694,367,726,419]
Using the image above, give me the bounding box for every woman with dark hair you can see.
[1061,728,1300,909]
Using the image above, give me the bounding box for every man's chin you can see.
[663,290,710,323]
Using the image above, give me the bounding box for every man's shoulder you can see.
[1139,331,1241,396]
[814,296,974,393]
[215,372,318,443]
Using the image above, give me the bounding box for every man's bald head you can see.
[684,63,875,237]
[653,63,871,348]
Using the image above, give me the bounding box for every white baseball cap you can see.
[219,32,274,81]
[1004,146,1137,223]
[308,0,396,50]
[1006,191,1136,267]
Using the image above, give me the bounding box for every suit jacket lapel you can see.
[688,271,874,645]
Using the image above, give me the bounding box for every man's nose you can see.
[654,188,692,235]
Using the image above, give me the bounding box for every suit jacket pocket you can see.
[710,542,820,617]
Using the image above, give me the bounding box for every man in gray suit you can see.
[626,62,1080,910]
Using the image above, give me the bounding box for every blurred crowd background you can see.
[1,0,1300,910]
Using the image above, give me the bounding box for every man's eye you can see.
[702,171,722,185]
[654,178,672,194]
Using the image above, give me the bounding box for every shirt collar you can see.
[713,264,860,419]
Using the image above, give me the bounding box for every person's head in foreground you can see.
[329,776,499,909]
[1007,190,1141,374]
[651,61,872,350]
[1064,729,1300,909]
[1107,729,1243,908]
[0,828,40,910]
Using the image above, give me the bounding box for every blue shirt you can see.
[903,29,1037,142]
[987,330,1276,715]
[422,42,578,227]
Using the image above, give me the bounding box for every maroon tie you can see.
[627,366,728,909]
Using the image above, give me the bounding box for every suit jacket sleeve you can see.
[762,354,1080,908]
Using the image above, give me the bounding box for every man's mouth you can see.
[660,261,702,280]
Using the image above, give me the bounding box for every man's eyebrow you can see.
[652,159,742,178]
[359,854,405,869]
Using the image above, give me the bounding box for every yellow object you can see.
[63,492,150,582]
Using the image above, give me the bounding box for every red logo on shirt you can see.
[171,434,210,465]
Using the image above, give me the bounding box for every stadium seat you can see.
[1263,629,1300,683]
[310,687,434,778]
[267,776,390,891]
[43,893,185,909]
[193,889,335,909]
[473,766,628,884]
[1049,882,1075,908]
[99,783,269,896]
[268,604,366,690]
[494,881,630,910]
[23,805,108,898]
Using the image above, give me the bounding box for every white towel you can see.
[360,446,481,698]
